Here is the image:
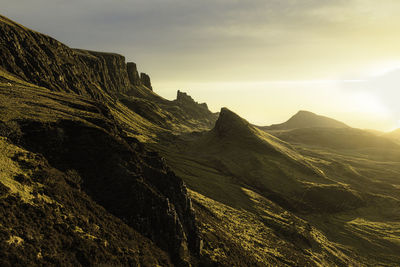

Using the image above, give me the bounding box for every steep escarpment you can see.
[0,15,217,137]
[0,15,152,99]
[127,62,142,86]
[140,72,153,90]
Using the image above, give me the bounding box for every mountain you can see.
[155,108,400,265]
[1,14,400,266]
[162,108,364,213]
[261,110,349,130]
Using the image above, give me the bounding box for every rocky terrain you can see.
[1,15,399,266]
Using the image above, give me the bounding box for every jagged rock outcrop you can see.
[213,107,252,138]
[140,72,152,90]
[127,62,142,86]
[176,90,194,102]
[176,90,208,110]
[172,90,215,124]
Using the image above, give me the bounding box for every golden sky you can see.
[3,0,400,130]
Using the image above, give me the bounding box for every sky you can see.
[2,0,400,131]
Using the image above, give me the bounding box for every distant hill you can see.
[270,127,400,151]
[261,110,349,130]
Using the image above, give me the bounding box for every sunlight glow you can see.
[349,92,389,116]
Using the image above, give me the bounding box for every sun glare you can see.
[350,91,389,116]
[365,61,400,77]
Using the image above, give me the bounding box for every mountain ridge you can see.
[261,110,349,130]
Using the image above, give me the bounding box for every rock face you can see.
[176,90,196,104]
[140,72,152,90]
[0,15,153,98]
[172,90,215,123]
[73,49,132,95]
[176,90,208,110]
[127,62,142,86]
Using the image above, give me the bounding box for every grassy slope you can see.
[156,109,362,212]
[154,109,400,266]
[190,188,368,266]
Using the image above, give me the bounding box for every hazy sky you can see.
[2,0,400,131]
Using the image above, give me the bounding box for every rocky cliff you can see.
[140,72,153,90]
[127,62,142,86]
[0,15,152,99]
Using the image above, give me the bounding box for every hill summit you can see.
[213,107,253,138]
[263,110,349,130]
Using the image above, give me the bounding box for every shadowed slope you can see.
[0,136,172,266]
[0,74,200,266]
